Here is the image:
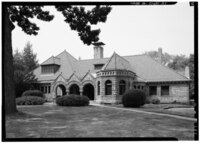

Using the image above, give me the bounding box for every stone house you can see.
[32,46,191,103]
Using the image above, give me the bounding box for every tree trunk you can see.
[3,6,17,114]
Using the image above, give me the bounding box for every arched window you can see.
[105,80,112,95]
[119,80,126,95]
[97,81,100,95]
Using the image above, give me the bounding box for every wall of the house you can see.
[95,76,117,104]
[95,76,134,104]
[147,83,190,103]
[160,84,189,103]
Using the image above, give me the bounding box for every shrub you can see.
[22,90,44,98]
[122,89,146,107]
[151,96,160,104]
[16,96,45,105]
[56,94,89,106]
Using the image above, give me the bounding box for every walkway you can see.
[89,101,196,122]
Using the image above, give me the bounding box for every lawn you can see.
[5,104,195,140]
[111,103,195,118]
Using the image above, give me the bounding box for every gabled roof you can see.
[33,49,190,83]
[102,52,132,71]
[41,56,60,65]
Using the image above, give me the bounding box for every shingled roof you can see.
[41,56,60,65]
[33,50,190,82]
[102,52,132,71]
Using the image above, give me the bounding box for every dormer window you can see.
[94,64,104,70]
[41,56,60,74]
[41,65,60,74]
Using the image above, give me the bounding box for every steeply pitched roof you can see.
[33,50,190,83]
[102,52,132,71]
[41,56,60,65]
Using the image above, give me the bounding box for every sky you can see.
[12,2,194,64]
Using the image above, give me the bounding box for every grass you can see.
[5,104,195,140]
[111,103,195,118]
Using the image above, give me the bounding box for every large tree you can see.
[3,4,111,114]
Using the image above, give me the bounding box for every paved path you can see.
[89,102,196,122]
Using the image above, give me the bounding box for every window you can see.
[149,86,157,96]
[119,80,126,95]
[41,86,44,93]
[105,80,112,95]
[138,85,140,90]
[97,81,100,95]
[161,86,169,96]
[94,64,104,70]
[41,65,59,74]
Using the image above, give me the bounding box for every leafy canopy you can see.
[8,5,112,45]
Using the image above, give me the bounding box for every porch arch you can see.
[52,81,67,97]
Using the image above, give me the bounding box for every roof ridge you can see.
[55,50,77,61]
[145,54,190,80]
[122,53,146,58]
[41,56,54,65]
[102,52,115,70]
[114,52,132,65]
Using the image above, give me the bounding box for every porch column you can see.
[80,89,83,96]
[66,89,69,95]
[157,85,161,96]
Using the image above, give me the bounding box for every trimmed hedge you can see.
[16,96,45,105]
[122,89,146,107]
[56,94,89,106]
[22,90,44,98]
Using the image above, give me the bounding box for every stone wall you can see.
[152,84,190,103]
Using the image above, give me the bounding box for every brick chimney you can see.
[94,46,104,59]
[185,66,190,79]
[158,48,162,64]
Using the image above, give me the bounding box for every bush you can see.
[122,89,146,107]
[22,90,44,98]
[56,94,89,106]
[151,96,160,104]
[16,96,45,105]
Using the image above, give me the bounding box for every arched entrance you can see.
[69,84,80,95]
[56,84,66,97]
[83,83,94,100]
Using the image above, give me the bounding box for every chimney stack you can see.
[93,42,105,59]
[185,66,190,79]
[158,48,162,64]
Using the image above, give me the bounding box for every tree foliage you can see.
[13,42,38,97]
[168,55,189,70]
[8,6,54,35]
[22,41,39,72]
[55,5,112,45]
[8,5,112,45]
[145,50,174,66]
